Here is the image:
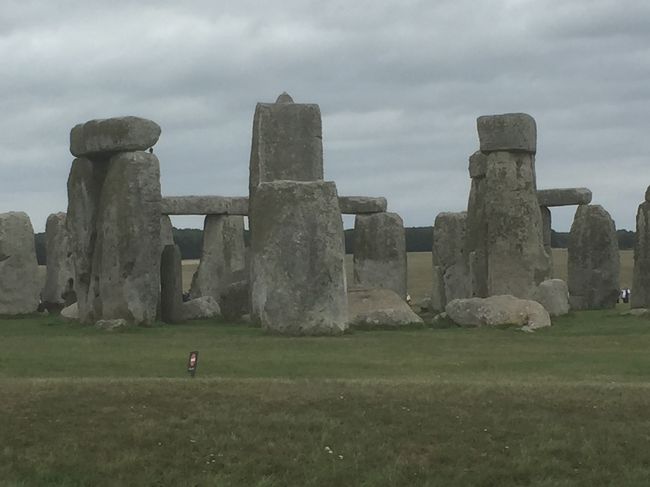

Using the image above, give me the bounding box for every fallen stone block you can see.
[445,295,551,330]
[533,279,570,316]
[182,296,221,321]
[348,288,423,328]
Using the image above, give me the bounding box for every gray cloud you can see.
[0,0,649,233]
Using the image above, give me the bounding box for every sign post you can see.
[187,351,199,378]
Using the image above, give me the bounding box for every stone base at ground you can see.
[61,302,79,322]
[220,280,250,322]
[182,296,221,321]
[348,288,423,328]
[445,295,551,330]
[533,279,570,316]
[250,180,348,336]
[94,319,129,331]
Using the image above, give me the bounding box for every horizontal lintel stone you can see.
[161,195,387,216]
[338,196,387,214]
[161,196,249,215]
[70,116,161,157]
[537,188,592,207]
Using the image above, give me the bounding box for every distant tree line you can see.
[34,226,637,264]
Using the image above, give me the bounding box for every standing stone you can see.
[431,212,471,311]
[248,92,323,199]
[466,151,489,297]
[568,205,620,310]
[0,212,40,314]
[160,215,174,251]
[540,206,553,273]
[632,188,650,308]
[189,215,246,302]
[94,151,162,325]
[250,180,348,335]
[42,212,76,310]
[353,212,407,299]
[160,244,183,323]
[66,157,107,323]
[478,113,550,299]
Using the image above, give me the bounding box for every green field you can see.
[2,309,650,486]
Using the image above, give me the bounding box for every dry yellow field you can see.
[181,249,635,301]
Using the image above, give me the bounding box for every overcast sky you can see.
[1,0,649,232]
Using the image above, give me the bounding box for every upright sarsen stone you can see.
[42,212,75,309]
[66,157,106,323]
[190,215,246,302]
[250,180,347,335]
[160,244,183,323]
[632,189,650,308]
[431,212,471,311]
[249,93,324,198]
[0,212,40,314]
[466,151,489,297]
[568,205,620,310]
[94,151,162,325]
[353,212,407,299]
[477,113,550,299]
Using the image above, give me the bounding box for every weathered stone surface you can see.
[66,157,106,323]
[61,302,79,322]
[249,94,323,198]
[160,244,183,323]
[94,151,162,325]
[190,215,246,302]
[348,288,423,328]
[42,212,76,309]
[94,318,129,331]
[161,196,249,215]
[568,205,620,310]
[484,151,550,298]
[0,212,40,314]
[161,195,388,216]
[70,116,161,157]
[537,188,592,207]
[646,185,650,202]
[446,295,551,330]
[182,296,221,320]
[477,113,537,153]
[533,279,570,316]
[220,280,250,322]
[353,212,407,299]
[431,212,471,311]
[338,196,387,214]
[466,152,488,298]
[468,151,487,178]
[250,180,348,335]
[632,200,650,308]
[160,215,174,250]
[540,206,553,272]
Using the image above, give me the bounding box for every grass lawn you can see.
[2,310,650,486]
